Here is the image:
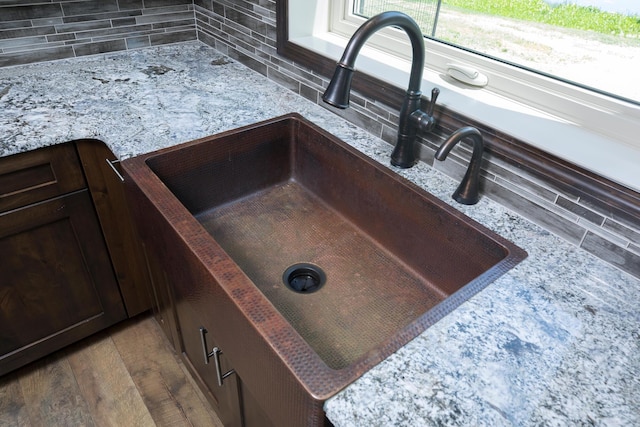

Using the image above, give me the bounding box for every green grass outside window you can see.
[439,0,640,36]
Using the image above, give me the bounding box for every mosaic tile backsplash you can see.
[0,0,196,67]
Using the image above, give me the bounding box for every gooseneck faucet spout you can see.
[322,11,439,168]
[435,126,484,205]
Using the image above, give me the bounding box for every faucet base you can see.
[390,158,417,169]
[390,135,417,169]
[452,192,480,206]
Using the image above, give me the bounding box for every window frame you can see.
[278,0,640,192]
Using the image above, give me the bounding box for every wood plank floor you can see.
[0,314,224,427]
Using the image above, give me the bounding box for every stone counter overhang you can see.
[1,42,638,426]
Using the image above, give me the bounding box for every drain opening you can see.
[283,263,326,294]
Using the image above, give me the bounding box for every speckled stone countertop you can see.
[1,42,639,426]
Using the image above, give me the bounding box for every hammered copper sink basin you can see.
[123,113,526,424]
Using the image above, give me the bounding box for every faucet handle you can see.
[410,87,440,132]
[426,87,440,117]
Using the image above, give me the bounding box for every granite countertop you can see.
[1,42,638,426]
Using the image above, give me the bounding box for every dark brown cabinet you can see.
[157,276,275,427]
[0,144,127,375]
[76,139,152,317]
[177,304,243,427]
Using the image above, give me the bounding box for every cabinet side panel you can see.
[76,140,152,317]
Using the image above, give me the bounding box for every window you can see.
[286,0,640,191]
[348,0,640,104]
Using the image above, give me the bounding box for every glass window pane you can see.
[353,0,640,104]
[353,0,443,36]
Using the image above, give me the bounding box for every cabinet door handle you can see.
[105,158,125,183]
[199,327,235,386]
[212,347,235,387]
[199,326,214,365]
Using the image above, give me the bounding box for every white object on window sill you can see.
[446,63,488,87]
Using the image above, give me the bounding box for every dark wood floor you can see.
[0,314,224,427]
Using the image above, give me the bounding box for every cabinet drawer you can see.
[0,144,86,213]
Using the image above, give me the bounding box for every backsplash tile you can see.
[582,232,640,278]
[60,1,120,16]
[556,196,606,226]
[72,39,127,56]
[0,0,638,282]
[0,1,196,64]
[0,4,63,22]
[604,219,640,246]
[484,179,587,245]
[0,46,74,67]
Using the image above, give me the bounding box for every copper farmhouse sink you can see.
[123,113,526,424]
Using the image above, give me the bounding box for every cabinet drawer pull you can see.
[199,327,235,386]
[199,327,214,365]
[105,158,125,183]
[212,347,235,387]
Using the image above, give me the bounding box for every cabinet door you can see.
[240,380,277,427]
[176,302,243,427]
[0,190,126,375]
[142,242,180,350]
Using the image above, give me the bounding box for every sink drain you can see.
[283,263,326,294]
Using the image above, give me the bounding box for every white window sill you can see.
[293,33,640,193]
